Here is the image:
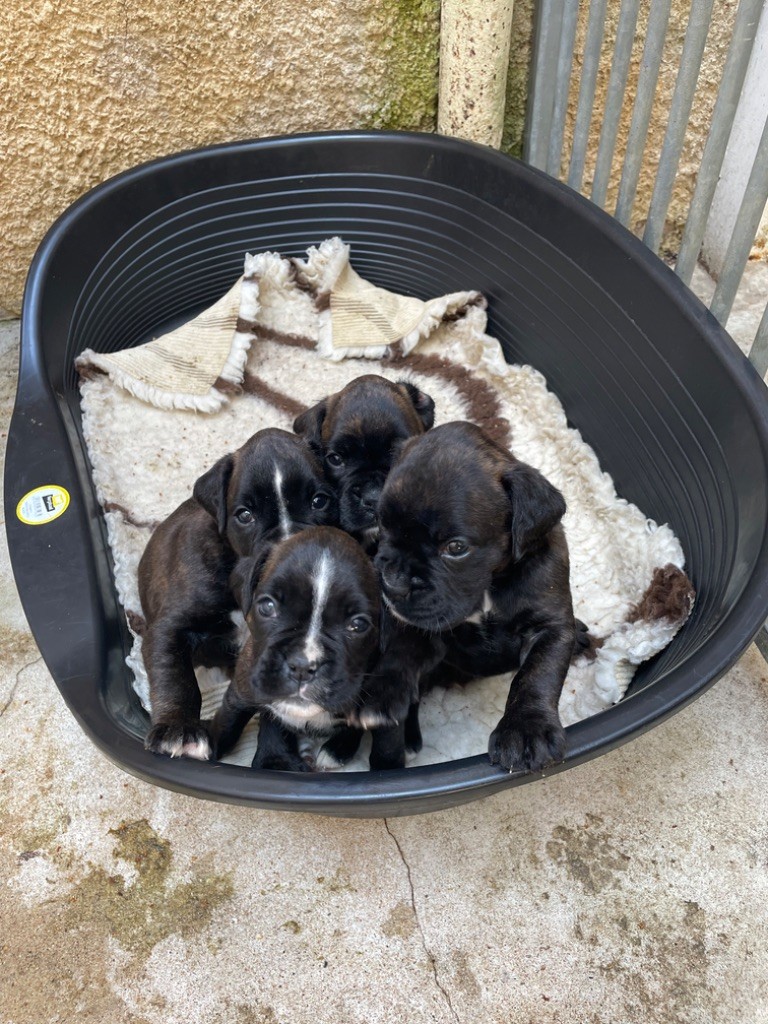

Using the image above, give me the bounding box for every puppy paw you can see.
[251,751,311,773]
[317,727,363,769]
[352,706,398,730]
[488,712,566,774]
[145,723,212,761]
[350,692,410,731]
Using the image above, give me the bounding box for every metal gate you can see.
[525,0,768,371]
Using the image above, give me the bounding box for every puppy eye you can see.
[311,492,331,510]
[235,508,253,524]
[347,615,371,634]
[442,539,470,559]
[326,452,344,468]
[256,596,278,618]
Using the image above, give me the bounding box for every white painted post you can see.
[701,0,768,278]
[438,0,516,149]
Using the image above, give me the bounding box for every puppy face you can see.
[193,428,337,557]
[293,375,434,541]
[236,527,380,726]
[375,422,566,630]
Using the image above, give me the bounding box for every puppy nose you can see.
[286,653,318,684]
[382,571,411,601]
[360,482,381,511]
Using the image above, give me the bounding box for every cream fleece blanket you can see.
[77,239,694,770]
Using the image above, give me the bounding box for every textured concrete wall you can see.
[0,0,440,313]
[502,0,753,259]
[502,0,535,159]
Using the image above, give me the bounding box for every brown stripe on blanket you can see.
[76,362,108,382]
[386,346,513,449]
[242,372,308,418]
[287,259,331,311]
[103,502,161,531]
[628,564,696,623]
[252,324,316,350]
[213,377,243,396]
[442,293,488,322]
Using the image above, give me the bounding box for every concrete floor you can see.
[2,265,768,1024]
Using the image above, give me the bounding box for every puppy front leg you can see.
[488,624,574,774]
[370,702,422,770]
[209,686,257,761]
[143,623,211,760]
[370,720,407,771]
[252,711,311,773]
[354,622,445,729]
[404,701,422,755]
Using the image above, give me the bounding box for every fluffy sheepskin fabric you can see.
[77,239,694,770]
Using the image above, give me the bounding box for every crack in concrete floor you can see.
[383,818,460,1024]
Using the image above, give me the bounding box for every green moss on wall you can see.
[365,0,441,131]
[501,0,535,158]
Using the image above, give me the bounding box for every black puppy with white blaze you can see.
[210,527,381,772]
[293,374,434,548]
[139,428,337,761]
[366,421,577,774]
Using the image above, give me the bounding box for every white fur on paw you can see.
[180,737,212,761]
[161,736,186,758]
[314,747,344,771]
[357,709,391,730]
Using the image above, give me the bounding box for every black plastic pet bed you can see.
[6,131,768,817]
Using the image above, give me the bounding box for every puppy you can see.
[293,374,434,547]
[363,421,578,774]
[209,527,380,772]
[138,428,337,760]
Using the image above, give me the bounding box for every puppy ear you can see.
[193,454,234,535]
[230,557,256,617]
[501,462,566,562]
[293,399,328,456]
[229,552,266,617]
[398,381,435,430]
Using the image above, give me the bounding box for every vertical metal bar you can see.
[748,301,768,378]
[525,0,566,168]
[710,114,768,325]
[546,0,581,177]
[675,0,763,285]
[591,0,642,207]
[568,0,608,192]
[614,0,673,227]
[643,0,716,254]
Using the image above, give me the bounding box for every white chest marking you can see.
[465,591,495,625]
[303,550,333,664]
[272,699,337,734]
[273,465,292,540]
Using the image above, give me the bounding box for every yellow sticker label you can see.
[16,485,71,526]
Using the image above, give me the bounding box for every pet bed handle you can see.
[4,373,113,733]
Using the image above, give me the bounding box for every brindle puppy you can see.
[357,421,579,774]
[210,527,380,772]
[293,374,434,549]
[139,428,337,760]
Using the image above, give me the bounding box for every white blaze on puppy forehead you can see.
[303,550,333,664]
[273,465,292,539]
